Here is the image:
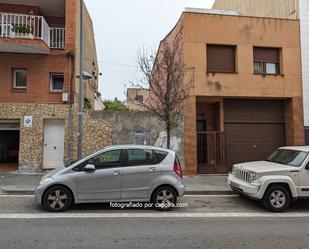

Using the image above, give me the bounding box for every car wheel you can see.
[43,186,73,212]
[152,186,177,211]
[262,185,290,212]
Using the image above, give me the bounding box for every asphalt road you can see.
[1,217,309,249]
[1,195,309,249]
[1,194,309,213]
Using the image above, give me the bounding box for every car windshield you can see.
[267,149,308,167]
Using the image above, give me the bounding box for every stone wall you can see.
[90,111,185,167]
[0,102,112,173]
[83,111,112,156]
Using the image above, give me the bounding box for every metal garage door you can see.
[224,100,286,172]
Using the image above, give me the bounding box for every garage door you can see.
[224,100,286,171]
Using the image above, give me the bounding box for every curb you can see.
[185,190,234,195]
[1,186,35,195]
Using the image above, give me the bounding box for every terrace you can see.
[0,0,65,54]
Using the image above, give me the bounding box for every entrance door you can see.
[43,119,65,169]
[0,120,20,172]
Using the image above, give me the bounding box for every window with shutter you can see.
[253,47,281,75]
[207,45,236,73]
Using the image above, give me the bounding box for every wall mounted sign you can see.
[24,116,33,128]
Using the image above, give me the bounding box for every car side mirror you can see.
[305,162,309,170]
[84,164,96,172]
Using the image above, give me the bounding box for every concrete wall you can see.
[90,111,185,167]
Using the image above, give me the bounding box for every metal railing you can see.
[197,131,225,166]
[0,12,65,49]
[50,27,65,49]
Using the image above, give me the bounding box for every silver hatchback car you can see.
[35,145,185,212]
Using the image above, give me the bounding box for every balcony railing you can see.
[0,12,65,49]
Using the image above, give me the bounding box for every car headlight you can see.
[232,167,236,175]
[39,176,54,186]
[248,172,258,183]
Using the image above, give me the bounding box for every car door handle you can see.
[148,167,156,172]
[112,170,121,176]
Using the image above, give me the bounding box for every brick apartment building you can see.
[0,0,110,173]
[155,9,304,175]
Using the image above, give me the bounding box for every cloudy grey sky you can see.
[84,0,215,101]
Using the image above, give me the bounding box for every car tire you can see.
[43,185,73,212]
[152,186,177,211]
[262,184,290,212]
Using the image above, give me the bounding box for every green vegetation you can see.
[12,24,31,34]
[103,98,128,111]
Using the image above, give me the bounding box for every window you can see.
[196,120,207,132]
[50,73,64,91]
[88,150,122,169]
[207,45,236,73]
[127,149,155,166]
[253,47,280,75]
[13,69,27,89]
[267,149,308,167]
[135,95,144,102]
[153,150,168,164]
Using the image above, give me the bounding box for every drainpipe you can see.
[68,52,74,162]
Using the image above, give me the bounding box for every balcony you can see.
[0,12,65,54]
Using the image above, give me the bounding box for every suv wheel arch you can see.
[262,183,292,212]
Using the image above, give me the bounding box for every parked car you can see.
[35,145,185,212]
[228,146,309,212]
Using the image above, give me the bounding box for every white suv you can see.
[228,146,309,212]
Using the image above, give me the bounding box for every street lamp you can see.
[76,70,93,160]
[76,71,93,80]
[77,0,87,160]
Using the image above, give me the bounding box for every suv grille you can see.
[234,169,250,182]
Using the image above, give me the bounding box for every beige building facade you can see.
[127,88,150,111]
[156,9,304,175]
[213,0,309,144]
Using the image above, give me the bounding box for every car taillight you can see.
[174,164,182,178]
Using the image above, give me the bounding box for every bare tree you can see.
[133,31,193,149]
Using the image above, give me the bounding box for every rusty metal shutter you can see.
[224,99,285,171]
[253,47,280,63]
[207,45,236,73]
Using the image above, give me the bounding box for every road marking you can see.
[0,195,239,198]
[1,212,309,219]
[184,195,239,198]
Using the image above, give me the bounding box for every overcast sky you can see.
[84,0,215,101]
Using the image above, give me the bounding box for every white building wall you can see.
[299,0,309,127]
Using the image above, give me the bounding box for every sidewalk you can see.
[0,173,232,195]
